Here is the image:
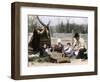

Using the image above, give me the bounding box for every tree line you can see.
[50,21,88,34]
[28,17,88,35]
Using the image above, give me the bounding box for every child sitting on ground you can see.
[63,43,72,57]
[40,44,49,57]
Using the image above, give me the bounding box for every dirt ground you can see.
[28,58,88,67]
[28,33,88,67]
[28,51,88,67]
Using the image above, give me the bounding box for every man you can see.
[72,33,87,60]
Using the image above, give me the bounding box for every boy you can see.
[64,43,72,57]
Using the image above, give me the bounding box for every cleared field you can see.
[28,33,88,45]
[51,33,87,46]
[28,58,88,67]
[28,33,88,66]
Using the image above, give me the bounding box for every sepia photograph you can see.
[28,15,88,66]
[11,2,97,79]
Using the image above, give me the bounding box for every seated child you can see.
[64,43,72,57]
[54,42,64,53]
[40,44,49,57]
